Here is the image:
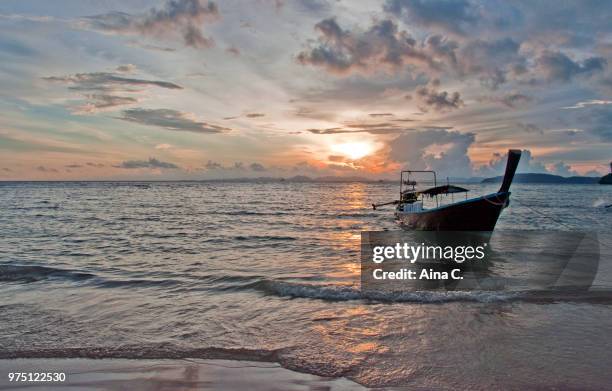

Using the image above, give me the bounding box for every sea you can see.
[1,181,611,389]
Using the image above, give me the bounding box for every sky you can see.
[0,0,611,180]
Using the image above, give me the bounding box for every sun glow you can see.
[331,142,374,160]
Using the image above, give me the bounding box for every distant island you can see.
[203,175,382,183]
[482,173,600,184]
[599,163,612,184]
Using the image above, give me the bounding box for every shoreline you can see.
[0,358,366,390]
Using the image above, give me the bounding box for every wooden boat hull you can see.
[395,192,510,231]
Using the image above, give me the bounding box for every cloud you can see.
[36,165,58,173]
[116,64,137,73]
[307,125,399,135]
[579,106,612,141]
[384,0,478,35]
[205,160,223,169]
[537,51,606,82]
[130,42,177,52]
[388,129,475,177]
[476,149,549,177]
[458,38,524,89]
[481,149,608,177]
[226,46,240,56]
[328,155,346,162]
[86,162,105,168]
[296,17,523,88]
[516,122,543,134]
[549,161,578,177]
[387,131,570,178]
[155,143,173,149]
[415,86,463,112]
[245,113,265,118]
[369,113,394,117]
[44,71,182,113]
[495,93,532,108]
[114,157,179,169]
[76,94,138,113]
[119,108,230,133]
[249,162,266,171]
[83,0,220,49]
[64,164,83,168]
[296,18,448,75]
[562,99,612,109]
[44,72,182,91]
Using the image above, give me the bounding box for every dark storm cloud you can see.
[384,0,478,35]
[537,51,607,82]
[415,86,463,112]
[456,37,526,89]
[119,108,230,133]
[297,2,612,93]
[83,0,220,49]
[296,18,446,75]
[115,157,179,169]
[296,17,526,89]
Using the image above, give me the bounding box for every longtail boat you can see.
[373,149,522,231]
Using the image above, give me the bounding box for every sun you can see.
[332,142,374,160]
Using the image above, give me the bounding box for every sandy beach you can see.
[0,359,365,391]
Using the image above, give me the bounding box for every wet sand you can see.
[0,359,365,391]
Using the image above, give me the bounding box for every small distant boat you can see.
[373,149,522,231]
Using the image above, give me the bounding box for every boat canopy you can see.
[418,184,469,197]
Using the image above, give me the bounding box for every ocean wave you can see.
[0,264,95,283]
[233,235,297,241]
[211,210,293,216]
[92,278,183,289]
[0,345,282,361]
[0,264,182,289]
[251,280,519,303]
[251,280,612,304]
